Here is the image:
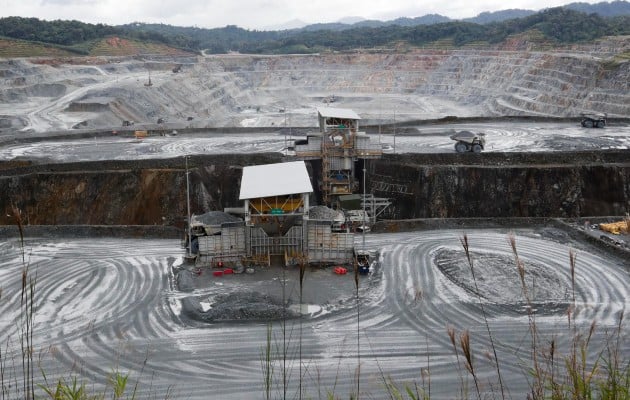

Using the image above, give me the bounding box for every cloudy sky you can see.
[3,0,602,30]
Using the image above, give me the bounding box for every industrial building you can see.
[191,107,388,267]
[193,161,354,266]
[294,107,383,205]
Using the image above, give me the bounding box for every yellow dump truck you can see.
[599,220,629,235]
[134,130,148,139]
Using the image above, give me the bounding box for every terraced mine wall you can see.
[0,151,628,226]
[191,46,630,120]
[198,47,629,114]
[2,44,629,133]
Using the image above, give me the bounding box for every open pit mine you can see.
[1,40,629,400]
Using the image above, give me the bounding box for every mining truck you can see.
[451,131,486,153]
[580,112,606,128]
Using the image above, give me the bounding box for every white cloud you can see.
[2,0,606,29]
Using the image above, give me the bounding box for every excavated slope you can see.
[0,38,628,132]
[1,152,628,225]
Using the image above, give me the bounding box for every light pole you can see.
[185,155,192,258]
[362,165,366,249]
[393,110,396,154]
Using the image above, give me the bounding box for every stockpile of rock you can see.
[191,211,241,226]
[308,205,338,220]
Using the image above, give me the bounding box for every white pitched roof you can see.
[239,161,313,200]
[317,107,361,120]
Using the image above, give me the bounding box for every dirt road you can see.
[1,121,628,162]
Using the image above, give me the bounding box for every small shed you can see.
[317,107,361,133]
[239,161,313,223]
[337,194,363,210]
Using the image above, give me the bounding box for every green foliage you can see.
[39,372,134,400]
[1,7,630,56]
[38,371,134,400]
[520,8,614,42]
[120,23,285,54]
[382,376,429,400]
[597,358,630,400]
[222,7,630,52]
[0,17,117,46]
[260,323,274,400]
[109,370,129,399]
[40,377,93,400]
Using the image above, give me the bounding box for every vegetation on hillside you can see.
[236,8,629,53]
[0,7,629,56]
[0,17,198,55]
[0,38,79,58]
[119,23,286,54]
[0,17,116,46]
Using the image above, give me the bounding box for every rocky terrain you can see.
[0,36,628,135]
[1,38,629,400]
[1,151,628,226]
[0,38,629,226]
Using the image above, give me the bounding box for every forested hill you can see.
[0,6,629,56]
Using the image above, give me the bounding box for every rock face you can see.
[369,151,630,219]
[3,167,187,225]
[0,39,628,133]
[0,154,281,226]
[1,151,628,225]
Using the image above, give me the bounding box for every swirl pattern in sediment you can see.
[1,123,628,162]
[0,230,627,399]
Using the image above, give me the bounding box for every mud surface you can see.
[175,263,365,322]
[1,228,627,399]
[435,249,568,307]
[1,121,629,162]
